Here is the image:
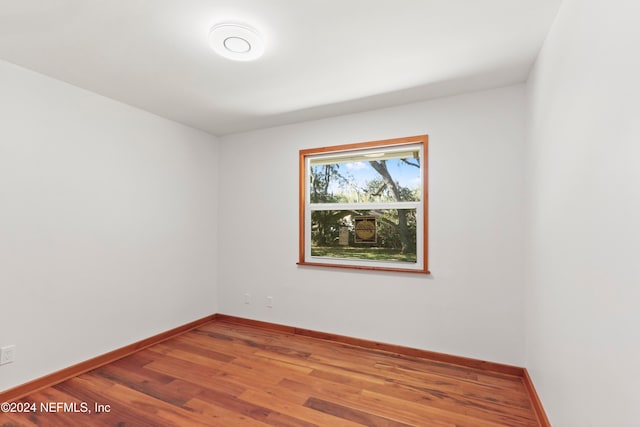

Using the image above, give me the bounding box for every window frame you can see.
[298,135,429,274]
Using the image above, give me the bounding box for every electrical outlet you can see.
[267,296,273,308]
[0,345,15,365]
[244,293,251,304]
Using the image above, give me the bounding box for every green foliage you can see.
[309,160,418,253]
[310,164,350,203]
[310,246,417,263]
[310,164,348,245]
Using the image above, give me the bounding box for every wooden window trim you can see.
[298,135,429,274]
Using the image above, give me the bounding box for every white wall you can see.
[0,60,219,392]
[524,0,640,425]
[219,85,527,366]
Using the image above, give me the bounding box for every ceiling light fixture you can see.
[209,23,264,61]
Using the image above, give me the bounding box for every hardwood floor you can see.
[1,320,541,426]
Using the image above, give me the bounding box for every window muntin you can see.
[299,135,429,274]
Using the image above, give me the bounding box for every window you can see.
[298,135,429,274]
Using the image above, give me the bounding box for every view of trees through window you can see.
[309,147,421,263]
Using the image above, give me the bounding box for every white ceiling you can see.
[0,0,562,136]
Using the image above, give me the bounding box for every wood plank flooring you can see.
[1,320,541,426]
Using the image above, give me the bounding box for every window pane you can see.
[310,209,417,263]
[309,149,421,204]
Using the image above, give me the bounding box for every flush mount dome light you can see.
[209,23,264,61]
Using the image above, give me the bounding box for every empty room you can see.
[1,1,638,426]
